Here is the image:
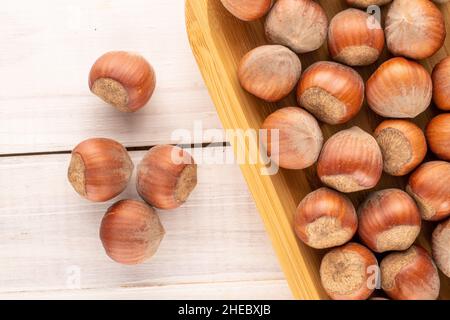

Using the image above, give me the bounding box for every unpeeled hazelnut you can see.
[261,107,323,170]
[374,120,427,176]
[406,161,450,221]
[89,51,156,112]
[385,0,446,60]
[137,145,197,210]
[220,0,272,21]
[68,138,133,202]
[426,113,450,161]
[317,127,383,193]
[345,0,392,8]
[265,0,328,54]
[381,245,440,300]
[433,57,450,111]
[328,8,385,66]
[366,57,432,118]
[358,189,421,253]
[294,188,357,249]
[296,61,364,124]
[432,218,450,277]
[320,242,378,300]
[100,200,165,265]
[238,45,302,102]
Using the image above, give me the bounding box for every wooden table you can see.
[0,0,291,299]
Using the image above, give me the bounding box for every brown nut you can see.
[220,0,272,21]
[374,120,427,176]
[238,45,302,102]
[100,200,165,265]
[426,113,450,161]
[137,145,197,210]
[381,245,440,300]
[261,107,323,170]
[328,8,385,66]
[432,218,450,277]
[358,189,421,253]
[406,161,450,221]
[433,57,450,111]
[294,187,358,249]
[385,0,445,60]
[89,51,156,112]
[317,126,383,193]
[320,242,378,300]
[68,138,133,202]
[366,57,432,118]
[265,0,328,54]
[296,61,364,124]
[346,0,392,8]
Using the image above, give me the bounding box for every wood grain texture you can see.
[186,0,450,299]
[0,0,221,155]
[0,280,291,300]
[0,147,291,298]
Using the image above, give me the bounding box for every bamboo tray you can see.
[185,0,450,299]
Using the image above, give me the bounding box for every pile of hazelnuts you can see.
[222,0,450,300]
[68,52,198,265]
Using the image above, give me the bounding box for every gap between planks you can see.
[0,141,231,158]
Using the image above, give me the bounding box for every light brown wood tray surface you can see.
[186,0,450,299]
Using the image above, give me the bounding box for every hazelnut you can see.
[265,0,328,54]
[220,0,272,21]
[137,145,197,210]
[358,189,421,253]
[317,127,383,193]
[374,120,427,176]
[68,138,133,202]
[294,187,358,249]
[433,57,450,111]
[406,161,450,221]
[345,0,392,8]
[238,45,302,102]
[89,51,156,112]
[366,57,432,118]
[100,200,165,265]
[261,107,323,170]
[432,218,450,277]
[385,0,446,60]
[296,61,364,124]
[328,8,385,66]
[320,242,378,300]
[426,113,450,161]
[381,245,440,300]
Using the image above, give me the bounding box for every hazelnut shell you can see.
[317,126,383,193]
[89,51,156,112]
[137,145,197,210]
[374,120,427,176]
[320,242,378,300]
[295,187,358,249]
[297,61,364,124]
[238,45,302,102]
[261,107,323,170]
[68,138,133,202]
[358,189,421,253]
[100,200,165,265]
[366,57,432,118]
[381,245,440,300]
[406,161,450,221]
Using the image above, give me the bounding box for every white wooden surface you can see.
[0,0,291,299]
[0,0,222,155]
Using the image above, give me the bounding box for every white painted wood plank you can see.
[0,0,221,154]
[0,280,292,300]
[0,147,288,298]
